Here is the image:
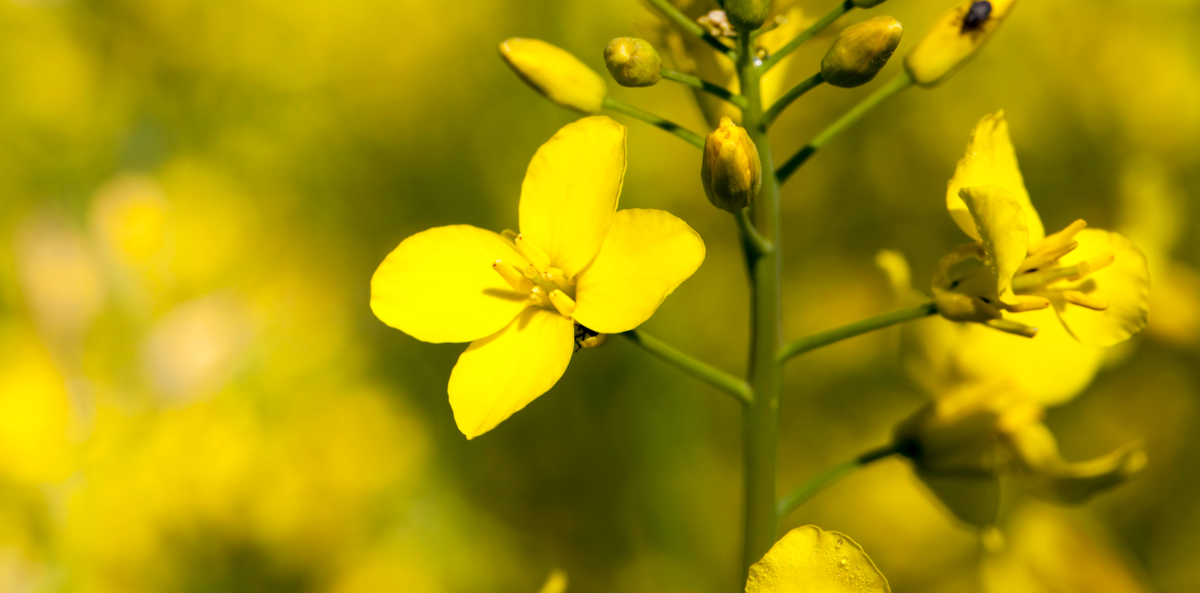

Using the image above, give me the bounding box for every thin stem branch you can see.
[736,29,784,576]
[735,208,773,259]
[661,68,747,108]
[777,302,937,364]
[776,443,904,521]
[644,0,736,59]
[602,97,706,149]
[623,330,752,406]
[776,71,913,184]
[762,72,824,129]
[759,0,854,73]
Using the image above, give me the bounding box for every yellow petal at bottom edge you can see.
[370,225,531,344]
[572,209,705,334]
[1052,229,1150,347]
[449,307,575,439]
[746,525,889,593]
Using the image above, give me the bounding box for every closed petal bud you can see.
[603,37,662,87]
[499,38,607,113]
[724,0,771,32]
[904,0,1016,88]
[821,16,904,88]
[701,117,761,213]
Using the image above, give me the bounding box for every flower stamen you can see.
[493,260,535,291]
[1028,219,1087,255]
[1003,294,1050,312]
[1068,252,1114,281]
[548,289,576,318]
[514,234,552,271]
[1063,290,1108,311]
[985,318,1038,338]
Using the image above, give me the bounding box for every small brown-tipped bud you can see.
[904,0,1017,88]
[821,16,904,88]
[701,117,761,213]
[498,38,607,113]
[603,38,662,87]
[724,0,771,32]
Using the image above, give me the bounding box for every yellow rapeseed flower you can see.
[371,117,705,439]
[745,525,890,592]
[932,112,1150,346]
[904,0,1017,87]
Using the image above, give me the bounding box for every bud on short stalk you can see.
[603,38,662,87]
[701,117,762,213]
[499,38,607,113]
[821,16,904,88]
[724,0,771,32]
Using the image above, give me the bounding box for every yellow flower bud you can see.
[701,117,761,213]
[821,16,904,88]
[904,0,1017,88]
[498,38,607,114]
[603,37,662,88]
[724,0,771,32]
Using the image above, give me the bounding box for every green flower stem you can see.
[661,68,748,108]
[737,29,785,576]
[644,0,735,59]
[776,443,905,521]
[777,302,937,364]
[762,72,824,129]
[735,208,773,258]
[759,0,854,73]
[622,330,752,406]
[602,97,706,149]
[775,71,913,184]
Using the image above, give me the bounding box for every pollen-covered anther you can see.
[1063,290,1108,311]
[1068,251,1115,281]
[985,317,1038,338]
[1003,294,1050,313]
[548,289,576,318]
[540,267,575,291]
[529,285,551,307]
[514,234,552,271]
[493,260,535,291]
[1017,240,1078,274]
[1028,219,1087,255]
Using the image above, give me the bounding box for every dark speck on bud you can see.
[961,1,992,32]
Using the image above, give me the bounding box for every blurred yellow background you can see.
[0,0,1197,591]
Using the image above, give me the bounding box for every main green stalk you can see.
[737,31,783,575]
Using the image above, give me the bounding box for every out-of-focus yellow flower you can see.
[701,116,761,212]
[932,112,1150,346]
[0,323,73,484]
[537,569,569,593]
[89,176,169,267]
[13,215,105,340]
[370,117,704,439]
[499,38,607,114]
[893,381,1146,528]
[904,0,1017,87]
[821,16,904,89]
[982,503,1153,593]
[140,293,253,405]
[604,37,663,87]
[745,525,889,592]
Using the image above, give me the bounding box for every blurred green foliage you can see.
[0,0,1197,591]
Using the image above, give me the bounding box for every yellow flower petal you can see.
[498,38,607,114]
[947,112,1044,244]
[370,225,531,344]
[572,209,704,334]
[745,525,890,593]
[905,309,1104,407]
[960,186,1030,298]
[1002,423,1147,504]
[519,116,627,278]
[448,307,575,439]
[1051,229,1150,347]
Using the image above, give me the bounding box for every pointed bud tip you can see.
[701,119,762,213]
